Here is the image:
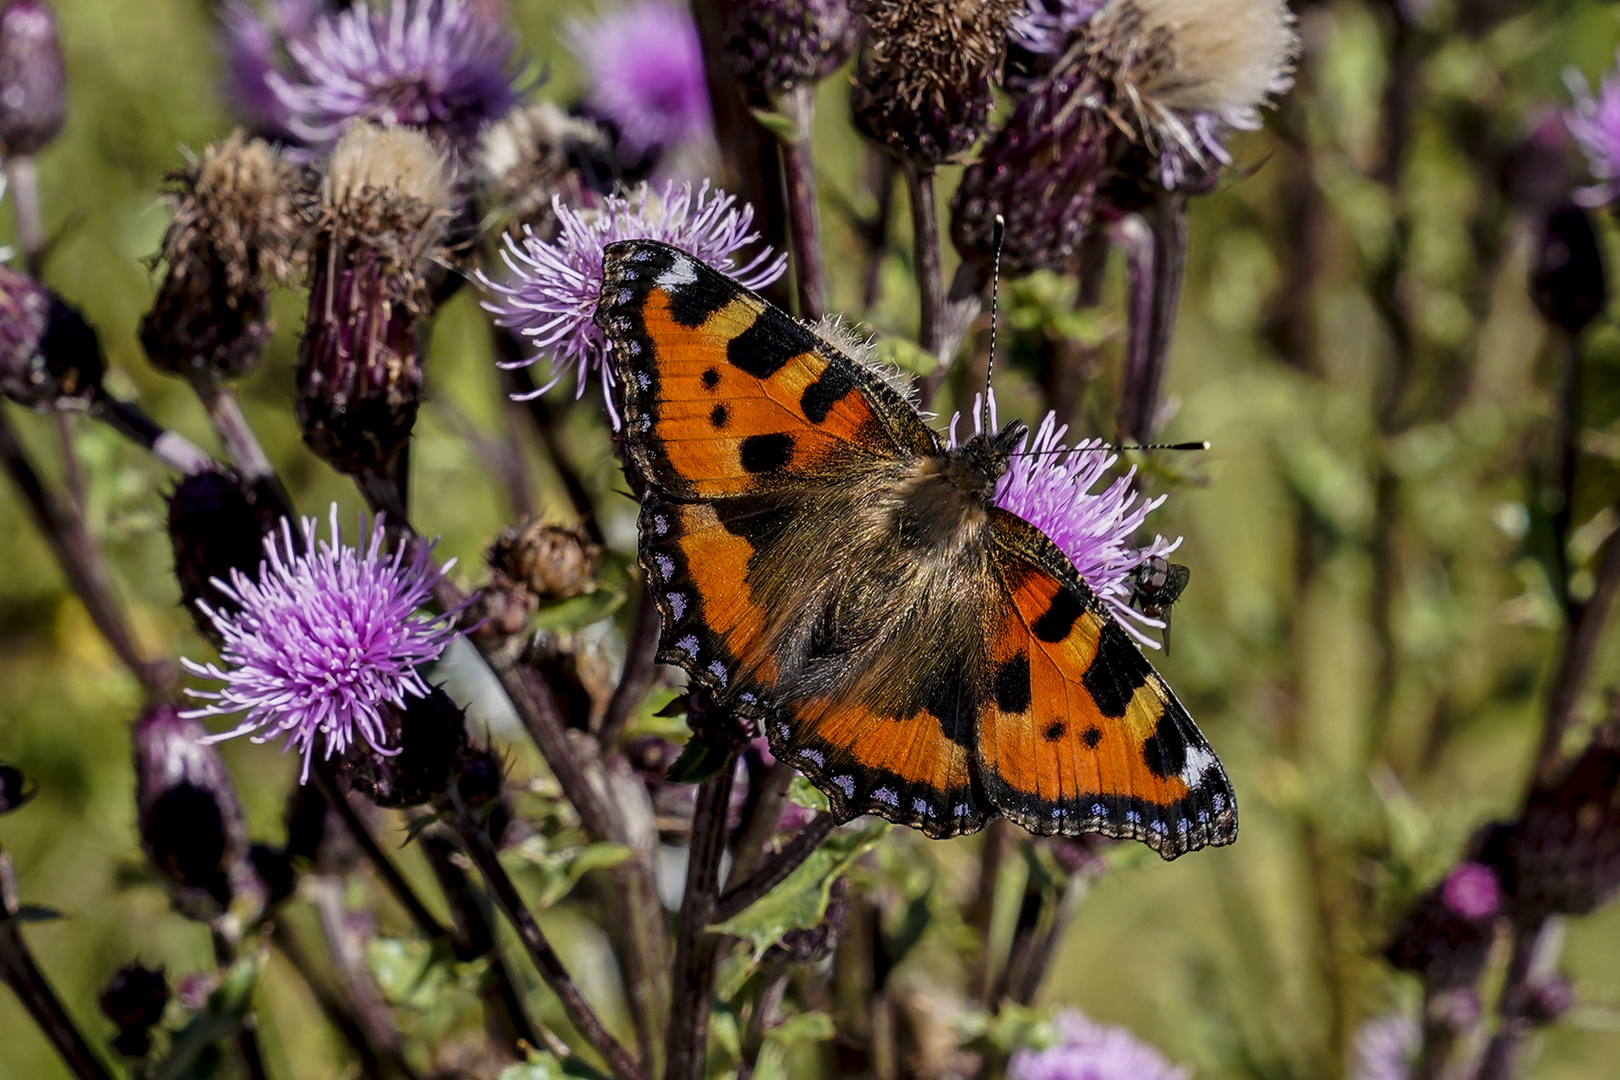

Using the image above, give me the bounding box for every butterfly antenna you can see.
[1013,440,1211,458]
[982,215,1005,437]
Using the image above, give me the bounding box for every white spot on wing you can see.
[656,255,698,288]
[1179,744,1218,788]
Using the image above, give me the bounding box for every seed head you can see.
[337,685,468,807]
[99,963,170,1059]
[850,0,1022,166]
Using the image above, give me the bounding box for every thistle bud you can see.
[1531,205,1608,335]
[297,121,452,486]
[140,132,304,383]
[728,0,858,99]
[98,963,170,1058]
[1387,863,1502,991]
[336,686,469,808]
[166,468,291,642]
[0,266,104,411]
[133,704,256,916]
[1524,975,1576,1025]
[0,760,33,814]
[0,0,65,158]
[849,0,1021,166]
[487,519,600,602]
[456,744,511,844]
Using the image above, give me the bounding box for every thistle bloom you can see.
[229,0,525,155]
[1348,1012,1416,1080]
[1565,54,1620,206]
[181,507,462,781]
[570,0,711,157]
[478,180,786,424]
[1008,1010,1190,1080]
[953,396,1181,645]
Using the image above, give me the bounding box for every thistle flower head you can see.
[219,0,323,139]
[1349,1012,1417,1080]
[1566,55,1620,207]
[477,180,786,424]
[570,0,711,157]
[1008,1010,1190,1080]
[952,396,1180,645]
[181,506,462,782]
[728,0,860,98]
[248,0,526,155]
[0,266,105,411]
[1088,0,1298,189]
[0,0,66,157]
[850,0,1022,165]
[141,132,305,381]
[1011,0,1105,60]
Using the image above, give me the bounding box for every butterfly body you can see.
[597,239,1236,858]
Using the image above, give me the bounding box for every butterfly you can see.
[1128,557,1191,655]
[594,239,1235,858]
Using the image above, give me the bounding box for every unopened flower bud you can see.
[487,519,601,602]
[297,122,452,484]
[0,0,65,157]
[456,744,511,843]
[166,468,290,642]
[1531,205,1608,335]
[98,963,169,1058]
[141,132,304,383]
[337,686,469,808]
[0,266,104,411]
[728,0,858,99]
[849,0,1020,166]
[0,761,32,813]
[1387,871,1499,991]
[1524,975,1576,1025]
[133,704,254,915]
[1441,862,1502,921]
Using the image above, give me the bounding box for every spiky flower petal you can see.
[570,0,711,157]
[1566,54,1620,207]
[1009,1010,1190,1080]
[181,507,462,781]
[953,396,1180,644]
[477,180,786,424]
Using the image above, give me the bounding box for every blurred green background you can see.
[5,1,1620,1078]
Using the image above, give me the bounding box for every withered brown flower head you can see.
[141,131,305,381]
[850,0,1021,166]
[487,518,602,602]
[297,121,454,482]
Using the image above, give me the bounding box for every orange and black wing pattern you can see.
[594,239,934,499]
[977,510,1237,858]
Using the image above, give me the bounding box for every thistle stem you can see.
[667,762,737,1080]
[597,585,662,752]
[0,408,178,698]
[904,162,946,370]
[713,813,836,924]
[5,156,47,277]
[451,802,647,1080]
[210,930,269,1080]
[776,86,825,320]
[1475,918,1550,1080]
[88,396,214,475]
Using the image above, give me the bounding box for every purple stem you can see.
[666,764,737,1080]
[88,396,214,475]
[777,86,826,320]
[6,156,46,277]
[905,163,946,379]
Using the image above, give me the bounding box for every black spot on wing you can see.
[740,432,794,474]
[992,653,1031,714]
[1042,721,1066,742]
[1082,726,1102,748]
[1080,621,1148,719]
[1141,697,1190,779]
[712,496,795,552]
[800,365,855,424]
[701,367,720,390]
[664,274,734,328]
[1033,588,1084,643]
[918,666,976,749]
[727,310,817,378]
[710,404,729,429]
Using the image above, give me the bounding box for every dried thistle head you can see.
[141,132,305,380]
[850,0,1022,166]
[473,101,614,236]
[317,119,456,281]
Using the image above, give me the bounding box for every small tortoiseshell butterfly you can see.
[595,239,1236,858]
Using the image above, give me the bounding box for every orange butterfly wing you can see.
[596,240,933,499]
[977,511,1236,858]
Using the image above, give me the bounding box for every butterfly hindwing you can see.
[978,510,1236,858]
[597,240,934,500]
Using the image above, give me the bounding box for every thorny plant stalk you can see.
[667,762,737,1080]
[714,813,836,924]
[776,85,826,320]
[905,162,947,400]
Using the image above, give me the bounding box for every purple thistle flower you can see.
[951,395,1180,645]
[1566,55,1620,207]
[1441,862,1502,921]
[1009,1010,1190,1080]
[181,506,462,781]
[230,0,526,155]
[1011,0,1105,58]
[219,0,323,139]
[1348,1011,1416,1080]
[477,180,786,424]
[570,0,712,157]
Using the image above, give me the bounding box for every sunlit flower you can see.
[952,395,1180,645]
[226,0,525,155]
[1008,1010,1190,1080]
[478,180,786,424]
[181,507,462,781]
[1565,54,1620,206]
[570,0,711,157]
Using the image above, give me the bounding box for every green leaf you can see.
[765,1010,836,1047]
[401,810,448,847]
[532,842,634,908]
[365,937,451,1005]
[785,776,828,813]
[665,736,734,784]
[749,106,802,143]
[712,819,887,951]
[150,947,264,1080]
[532,585,626,632]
